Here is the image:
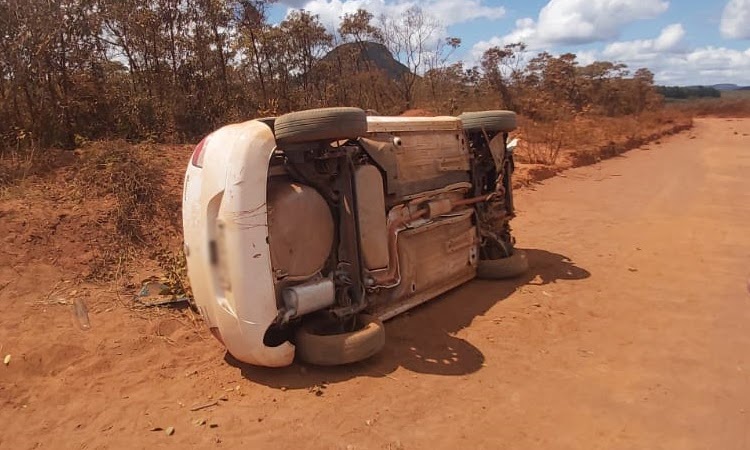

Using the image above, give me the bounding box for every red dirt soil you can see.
[1,118,749,449]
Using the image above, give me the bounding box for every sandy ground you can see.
[1,118,749,449]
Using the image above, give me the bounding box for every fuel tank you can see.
[267,180,334,279]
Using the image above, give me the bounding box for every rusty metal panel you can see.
[368,212,477,318]
[359,129,471,201]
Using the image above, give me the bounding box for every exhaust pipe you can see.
[281,278,336,322]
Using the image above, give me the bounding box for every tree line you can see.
[0,0,663,150]
[656,86,721,99]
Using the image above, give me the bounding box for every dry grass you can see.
[667,93,750,118]
[511,109,693,188]
[516,119,566,165]
[154,248,192,298]
[75,140,165,243]
[87,246,132,283]
[0,148,37,188]
[515,109,692,167]
[71,140,184,282]
[0,140,68,193]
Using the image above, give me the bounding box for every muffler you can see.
[281,277,335,322]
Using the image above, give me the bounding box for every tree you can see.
[237,0,276,112]
[380,6,440,110]
[422,37,461,104]
[0,0,668,156]
[339,9,383,44]
[278,11,332,109]
[334,9,394,111]
[629,68,661,114]
[480,43,526,111]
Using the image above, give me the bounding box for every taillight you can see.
[191,135,209,167]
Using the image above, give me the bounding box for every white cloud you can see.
[653,23,686,51]
[483,0,669,50]
[602,23,686,61]
[428,0,506,25]
[502,17,537,46]
[575,50,598,66]
[284,0,505,30]
[469,17,536,62]
[657,47,750,85]
[597,27,750,85]
[537,0,669,44]
[720,0,750,39]
[471,20,750,85]
[682,47,750,75]
[587,43,750,86]
[469,21,682,68]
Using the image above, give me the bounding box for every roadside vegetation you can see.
[657,86,722,99]
[667,90,750,117]
[2,1,685,150]
[1,0,746,283]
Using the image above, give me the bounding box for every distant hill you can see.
[320,41,411,81]
[710,83,750,91]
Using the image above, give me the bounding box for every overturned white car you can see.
[183,108,526,367]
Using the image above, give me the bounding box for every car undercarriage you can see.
[183,108,528,367]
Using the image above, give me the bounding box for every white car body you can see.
[183,120,294,367]
[183,111,520,367]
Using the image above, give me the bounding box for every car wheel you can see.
[295,314,386,366]
[274,107,368,145]
[459,110,517,133]
[476,249,529,279]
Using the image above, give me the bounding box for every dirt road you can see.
[1,118,749,449]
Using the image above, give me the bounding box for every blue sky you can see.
[271,0,750,86]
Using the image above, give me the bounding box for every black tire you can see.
[274,107,368,145]
[459,110,517,133]
[295,314,385,366]
[477,249,528,279]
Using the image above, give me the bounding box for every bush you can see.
[75,140,164,243]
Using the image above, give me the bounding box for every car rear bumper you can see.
[183,120,294,367]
